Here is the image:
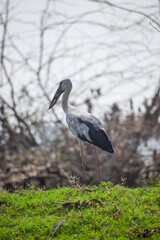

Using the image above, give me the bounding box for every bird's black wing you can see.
[77,115,114,153]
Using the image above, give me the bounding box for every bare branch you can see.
[150,21,160,32]
[90,0,160,28]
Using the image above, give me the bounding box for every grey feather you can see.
[77,115,114,153]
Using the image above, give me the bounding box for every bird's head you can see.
[49,79,72,109]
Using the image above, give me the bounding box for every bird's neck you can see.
[62,86,72,113]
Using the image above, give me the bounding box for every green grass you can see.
[0,184,160,239]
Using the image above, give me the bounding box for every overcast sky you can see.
[1,0,160,120]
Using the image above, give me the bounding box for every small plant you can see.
[121,177,127,186]
[69,174,80,187]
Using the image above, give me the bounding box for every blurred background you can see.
[0,0,160,189]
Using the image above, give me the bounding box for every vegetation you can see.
[0,0,160,189]
[1,92,160,189]
[0,184,160,239]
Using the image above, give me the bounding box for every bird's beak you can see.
[49,86,63,109]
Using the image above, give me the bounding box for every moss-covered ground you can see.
[0,183,160,239]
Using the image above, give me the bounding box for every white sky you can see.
[1,0,160,121]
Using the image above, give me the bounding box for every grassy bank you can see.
[0,184,160,239]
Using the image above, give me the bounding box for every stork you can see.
[49,79,114,183]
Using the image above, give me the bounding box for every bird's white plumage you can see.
[66,106,93,142]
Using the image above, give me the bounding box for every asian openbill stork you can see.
[49,79,114,183]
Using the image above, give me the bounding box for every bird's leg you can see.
[93,145,102,182]
[79,142,86,185]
